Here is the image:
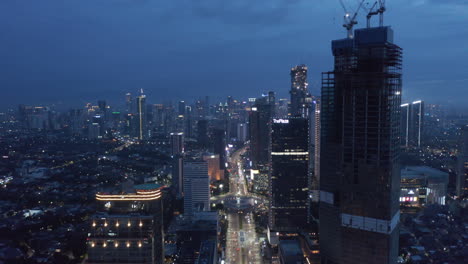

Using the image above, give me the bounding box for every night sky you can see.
[1,0,467,109]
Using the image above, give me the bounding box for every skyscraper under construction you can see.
[319,25,402,263]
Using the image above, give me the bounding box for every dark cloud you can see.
[187,0,302,25]
[0,0,466,108]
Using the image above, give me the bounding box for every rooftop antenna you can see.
[339,0,365,39]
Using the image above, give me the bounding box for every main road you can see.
[224,146,262,264]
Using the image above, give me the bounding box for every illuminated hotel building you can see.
[320,26,402,264]
[87,184,165,264]
[269,117,309,232]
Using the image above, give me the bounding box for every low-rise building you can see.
[400,166,449,207]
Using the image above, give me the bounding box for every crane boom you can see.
[366,1,379,28]
[366,0,386,28]
[339,0,365,39]
[379,0,386,27]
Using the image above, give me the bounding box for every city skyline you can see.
[1,1,468,264]
[1,0,467,108]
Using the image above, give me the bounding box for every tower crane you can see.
[339,0,365,39]
[363,0,386,28]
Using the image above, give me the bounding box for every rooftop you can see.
[134,183,164,191]
[401,166,449,181]
[279,240,303,256]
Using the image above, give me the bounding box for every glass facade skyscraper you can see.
[269,117,309,232]
[249,94,275,168]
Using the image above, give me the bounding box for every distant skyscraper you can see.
[237,123,248,143]
[87,183,165,264]
[178,101,186,116]
[69,109,84,134]
[290,64,309,117]
[197,120,209,149]
[320,26,402,264]
[457,125,468,197]
[269,117,309,232]
[277,98,289,118]
[249,93,275,168]
[211,128,226,169]
[401,103,410,147]
[313,100,321,185]
[171,132,185,197]
[88,123,101,140]
[92,114,105,137]
[310,99,321,220]
[170,132,184,157]
[19,106,51,130]
[135,90,147,140]
[183,160,210,220]
[203,154,224,182]
[409,100,424,148]
[401,101,424,148]
[172,156,184,198]
[226,96,234,114]
[98,100,107,113]
[125,93,133,114]
[184,106,193,138]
